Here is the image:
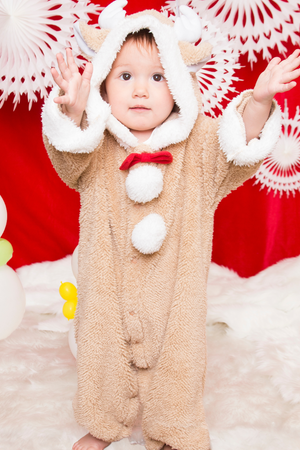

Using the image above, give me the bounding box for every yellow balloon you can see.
[0,238,13,266]
[63,300,77,320]
[59,282,77,302]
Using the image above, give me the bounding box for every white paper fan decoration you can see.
[165,0,300,66]
[0,0,100,109]
[161,5,240,116]
[254,100,300,197]
[196,17,240,116]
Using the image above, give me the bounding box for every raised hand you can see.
[253,49,300,106]
[243,49,300,142]
[51,48,93,127]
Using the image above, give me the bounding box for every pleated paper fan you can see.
[254,101,300,197]
[165,0,300,66]
[0,0,100,109]
[196,17,240,116]
[161,5,240,117]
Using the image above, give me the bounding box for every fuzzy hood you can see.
[42,8,212,153]
[89,12,200,150]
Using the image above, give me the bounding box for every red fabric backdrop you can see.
[0,0,300,277]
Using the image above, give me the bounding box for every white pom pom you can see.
[126,166,163,203]
[131,214,166,254]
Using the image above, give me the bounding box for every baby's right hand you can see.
[51,48,93,127]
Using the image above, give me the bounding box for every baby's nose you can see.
[133,81,149,97]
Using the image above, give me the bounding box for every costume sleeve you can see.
[198,90,281,208]
[42,133,96,192]
[41,86,110,191]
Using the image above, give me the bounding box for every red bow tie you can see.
[119,151,173,170]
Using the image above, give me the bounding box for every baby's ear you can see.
[178,40,212,67]
[73,21,110,59]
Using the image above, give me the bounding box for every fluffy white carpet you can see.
[1,255,300,450]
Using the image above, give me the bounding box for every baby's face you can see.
[103,39,175,142]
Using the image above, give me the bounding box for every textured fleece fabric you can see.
[42,9,281,450]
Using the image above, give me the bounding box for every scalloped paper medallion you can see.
[165,0,300,66]
[254,101,300,197]
[0,0,101,109]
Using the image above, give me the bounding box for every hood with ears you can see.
[74,2,212,151]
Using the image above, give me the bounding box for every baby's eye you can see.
[120,73,131,81]
[152,74,164,82]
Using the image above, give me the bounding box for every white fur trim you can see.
[43,13,198,153]
[131,213,166,254]
[126,166,163,203]
[42,86,110,153]
[74,21,96,57]
[89,14,198,151]
[218,90,282,166]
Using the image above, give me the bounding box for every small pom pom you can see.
[126,166,164,203]
[131,214,166,254]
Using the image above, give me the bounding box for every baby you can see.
[42,2,300,450]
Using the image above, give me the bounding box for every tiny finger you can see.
[82,62,93,82]
[56,52,71,81]
[279,80,297,93]
[53,94,70,105]
[282,68,300,84]
[56,52,67,70]
[53,95,65,104]
[284,55,300,74]
[51,66,59,80]
[66,48,79,74]
[287,49,300,60]
[266,57,281,71]
[51,66,62,85]
[51,67,68,91]
[278,49,300,71]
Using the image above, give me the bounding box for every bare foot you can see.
[72,433,110,450]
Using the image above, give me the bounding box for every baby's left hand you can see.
[253,49,300,106]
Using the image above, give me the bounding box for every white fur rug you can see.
[1,255,300,450]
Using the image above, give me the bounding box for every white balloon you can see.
[71,245,79,280]
[0,196,7,238]
[68,319,77,358]
[0,265,26,340]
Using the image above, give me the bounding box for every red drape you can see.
[213,48,300,277]
[1,1,300,277]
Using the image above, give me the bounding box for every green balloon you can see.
[0,238,13,266]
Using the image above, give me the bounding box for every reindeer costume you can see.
[42,2,281,449]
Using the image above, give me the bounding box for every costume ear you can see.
[73,0,127,58]
[174,6,202,43]
[73,21,110,58]
[178,41,212,68]
[98,0,127,29]
[173,5,212,71]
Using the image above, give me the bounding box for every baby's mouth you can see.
[130,106,150,111]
